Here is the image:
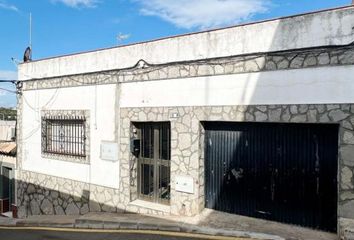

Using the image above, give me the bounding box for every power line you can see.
[0,80,17,83]
[0,87,17,94]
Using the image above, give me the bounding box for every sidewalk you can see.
[0,209,337,240]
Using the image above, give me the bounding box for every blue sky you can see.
[0,0,351,107]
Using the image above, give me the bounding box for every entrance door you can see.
[204,122,338,232]
[1,167,13,213]
[137,122,171,205]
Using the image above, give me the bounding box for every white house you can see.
[17,5,354,237]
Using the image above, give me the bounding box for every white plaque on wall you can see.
[175,175,194,194]
[100,141,119,162]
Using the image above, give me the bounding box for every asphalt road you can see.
[0,227,242,240]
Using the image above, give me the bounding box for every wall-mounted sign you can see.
[175,175,194,194]
[170,112,180,119]
[100,141,119,162]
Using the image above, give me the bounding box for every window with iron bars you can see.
[41,116,86,157]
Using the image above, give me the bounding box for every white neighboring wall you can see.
[21,84,119,189]
[0,121,16,141]
[18,6,354,80]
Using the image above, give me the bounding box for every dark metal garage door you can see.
[204,122,338,232]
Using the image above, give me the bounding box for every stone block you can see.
[341,145,354,167]
[66,202,80,215]
[329,109,350,122]
[340,200,354,219]
[265,61,276,71]
[255,111,267,121]
[303,56,317,67]
[41,199,54,215]
[289,56,304,68]
[344,131,354,145]
[269,108,282,122]
[339,50,354,64]
[318,53,330,65]
[277,59,289,69]
[30,199,40,215]
[342,167,354,190]
[290,114,307,123]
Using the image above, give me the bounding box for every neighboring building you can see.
[16,5,354,237]
[0,121,16,142]
[0,121,16,215]
[0,142,16,215]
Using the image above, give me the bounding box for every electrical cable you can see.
[0,87,17,94]
[18,41,354,86]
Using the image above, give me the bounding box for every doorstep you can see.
[128,199,171,214]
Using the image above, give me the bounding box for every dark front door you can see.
[136,122,171,205]
[1,166,13,213]
[204,122,338,232]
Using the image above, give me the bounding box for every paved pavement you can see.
[0,209,338,240]
[0,227,244,240]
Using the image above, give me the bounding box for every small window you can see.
[41,116,86,157]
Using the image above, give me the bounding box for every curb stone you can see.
[73,219,285,240]
[0,217,285,240]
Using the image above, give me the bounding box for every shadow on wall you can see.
[16,178,125,217]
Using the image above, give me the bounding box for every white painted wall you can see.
[120,65,354,107]
[21,64,354,186]
[21,84,119,189]
[18,7,354,80]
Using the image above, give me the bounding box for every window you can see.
[41,116,86,157]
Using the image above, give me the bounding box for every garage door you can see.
[204,122,338,232]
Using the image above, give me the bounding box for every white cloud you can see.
[0,1,19,12]
[52,0,98,8]
[0,70,17,81]
[135,0,271,29]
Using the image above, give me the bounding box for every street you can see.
[0,227,243,240]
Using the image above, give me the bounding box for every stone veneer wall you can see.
[21,45,354,91]
[18,104,354,222]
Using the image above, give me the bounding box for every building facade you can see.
[17,6,354,236]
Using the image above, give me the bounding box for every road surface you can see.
[0,226,245,240]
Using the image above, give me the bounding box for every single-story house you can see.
[16,5,354,237]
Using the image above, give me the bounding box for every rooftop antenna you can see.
[116,32,130,45]
[23,13,32,62]
[29,12,32,50]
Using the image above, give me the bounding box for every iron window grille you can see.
[41,116,86,157]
